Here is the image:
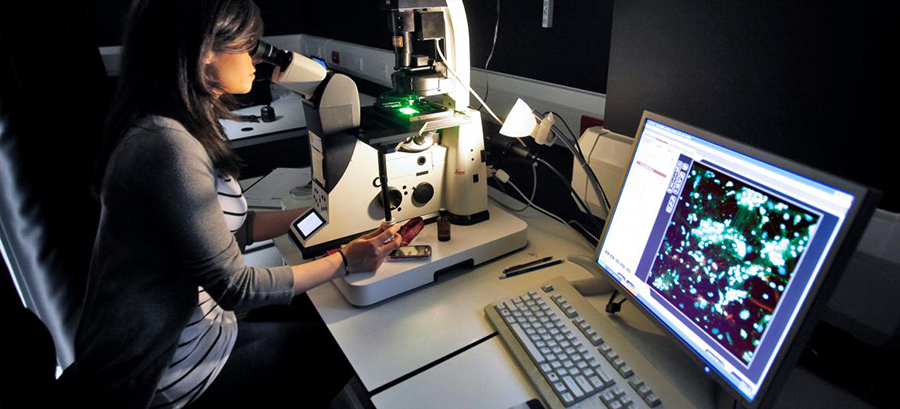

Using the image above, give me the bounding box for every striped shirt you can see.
[150,174,245,408]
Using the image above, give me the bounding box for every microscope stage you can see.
[333,203,528,306]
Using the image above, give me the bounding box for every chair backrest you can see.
[1,2,111,369]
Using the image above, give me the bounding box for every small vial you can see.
[437,210,451,242]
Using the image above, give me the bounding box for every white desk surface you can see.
[222,93,307,140]
[371,336,537,409]
[275,191,597,392]
[222,89,377,141]
[368,276,718,409]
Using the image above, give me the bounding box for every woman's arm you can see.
[289,223,402,294]
[251,208,307,242]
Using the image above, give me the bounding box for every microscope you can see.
[256,0,527,306]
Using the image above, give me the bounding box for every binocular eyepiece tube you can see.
[250,40,293,71]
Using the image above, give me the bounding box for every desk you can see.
[271,187,875,408]
[221,88,377,148]
[274,191,598,393]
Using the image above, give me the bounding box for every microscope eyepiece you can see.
[250,40,292,71]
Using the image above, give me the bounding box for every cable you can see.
[489,164,537,213]
[605,290,628,314]
[433,40,505,126]
[479,0,501,111]
[532,110,611,211]
[553,124,612,211]
[534,157,604,234]
[492,174,596,247]
[434,39,528,149]
[567,220,599,243]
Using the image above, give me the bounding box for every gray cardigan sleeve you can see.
[233,210,255,252]
[125,124,294,310]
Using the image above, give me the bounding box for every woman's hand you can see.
[341,223,402,274]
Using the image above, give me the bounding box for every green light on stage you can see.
[399,106,419,115]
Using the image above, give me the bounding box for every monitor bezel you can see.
[592,110,879,409]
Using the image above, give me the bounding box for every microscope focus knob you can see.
[412,182,434,205]
[377,187,403,210]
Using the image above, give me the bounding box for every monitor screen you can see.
[594,112,869,405]
[294,209,326,240]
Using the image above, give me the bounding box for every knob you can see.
[376,187,403,210]
[412,182,434,205]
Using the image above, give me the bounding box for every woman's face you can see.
[206,50,256,95]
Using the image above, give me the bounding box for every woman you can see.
[71,0,400,407]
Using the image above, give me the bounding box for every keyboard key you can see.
[510,324,544,364]
[598,369,615,387]
[560,392,575,406]
[627,375,643,389]
[562,376,585,400]
[541,284,554,292]
[575,375,594,395]
[552,381,567,394]
[589,375,604,390]
[645,392,662,407]
[617,364,634,378]
[546,372,559,383]
[636,384,651,398]
[600,391,617,405]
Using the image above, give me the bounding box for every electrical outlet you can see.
[542,0,554,28]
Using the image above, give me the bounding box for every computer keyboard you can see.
[485,277,665,409]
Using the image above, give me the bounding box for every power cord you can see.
[605,290,628,314]
[476,0,501,114]
[537,110,612,211]
[534,157,604,235]
[492,169,597,247]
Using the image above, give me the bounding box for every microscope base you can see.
[333,203,528,306]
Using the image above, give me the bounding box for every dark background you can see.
[85,0,614,94]
[83,0,897,212]
[3,1,896,407]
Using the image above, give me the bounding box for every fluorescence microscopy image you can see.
[647,162,820,365]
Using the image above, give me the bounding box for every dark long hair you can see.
[92,0,263,198]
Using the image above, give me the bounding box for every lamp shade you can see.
[499,98,537,137]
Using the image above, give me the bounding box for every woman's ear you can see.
[202,51,215,65]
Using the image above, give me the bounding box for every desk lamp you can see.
[499,98,611,215]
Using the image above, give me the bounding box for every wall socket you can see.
[542,0,554,28]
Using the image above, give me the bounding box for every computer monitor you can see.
[593,111,878,408]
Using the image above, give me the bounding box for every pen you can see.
[499,259,563,279]
[503,256,553,274]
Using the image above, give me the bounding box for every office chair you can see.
[0,1,111,401]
